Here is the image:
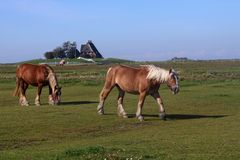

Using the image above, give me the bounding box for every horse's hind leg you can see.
[97,82,115,115]
[117,87,127,118]
[35,85,43,106]
[20,81,29,106]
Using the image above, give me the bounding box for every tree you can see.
[44,41,79,59]
[66,51,75,59]
[62,41,71,51]
[53,47,65,58]
[44,52,54,59]
[63,41,78,58]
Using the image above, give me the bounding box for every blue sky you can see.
[0,0,240,63]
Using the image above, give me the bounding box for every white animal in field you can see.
[77,57,95,63]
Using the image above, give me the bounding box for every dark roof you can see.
[80,40,103,58]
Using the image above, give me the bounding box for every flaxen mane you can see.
[44,64,58,90]
[142,65,170,83]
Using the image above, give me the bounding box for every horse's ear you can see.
[169,68,172,74]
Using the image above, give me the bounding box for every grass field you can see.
[0,60,240,159]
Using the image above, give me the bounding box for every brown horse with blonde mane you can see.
[14,63,61,106]
[97,65,179,121]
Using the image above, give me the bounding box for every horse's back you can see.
[109,65,143,74]
[16,63,49,86]
[17,63,45,75]
[107,65,148,93]
[107,65,139,80]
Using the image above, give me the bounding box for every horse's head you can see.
[167,69,179,94]
[52,85,61,105]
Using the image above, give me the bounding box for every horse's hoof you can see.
[35,101,40,106]
[98,110,104,115]
[97,105,104,115]
[118,112,128,118]
[49,101,54,105]
[137,115,144,122]
[20,101,29,106]
[159,113,166,120]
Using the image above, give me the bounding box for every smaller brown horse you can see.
[13,63,61,106]
[97,65,179,121]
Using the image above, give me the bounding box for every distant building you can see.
[79,40,103,58]
[171,57,189,61]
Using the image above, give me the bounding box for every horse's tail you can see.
[13,65,21,97]
[13,76,21,97]
[105,67,114,84]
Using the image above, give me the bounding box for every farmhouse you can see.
[80,40,103,58]
[171,57,189,61]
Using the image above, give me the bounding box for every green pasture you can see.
[0,60,240,159]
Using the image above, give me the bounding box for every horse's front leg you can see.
[48,85,54,105]
[136,92,146,121]
[35,85,43,106]
[152,92,166,120]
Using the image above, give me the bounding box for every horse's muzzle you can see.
[171,86,179,94]
[54,100,60,105]
[54,97,61,105]
[53,96,61,105]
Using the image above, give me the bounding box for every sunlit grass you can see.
[0,60,240,159]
